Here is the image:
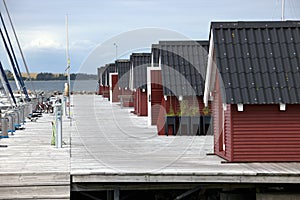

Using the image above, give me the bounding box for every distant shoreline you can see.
[9,80,98,93]
[22,78,97,81]
[6,71,97,81]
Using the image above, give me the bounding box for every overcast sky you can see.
[0,0,299,74]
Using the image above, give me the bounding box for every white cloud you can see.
[20,29,65,51]
[25,37,63,50]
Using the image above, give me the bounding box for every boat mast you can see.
[281,0,285,21]
[0,26,25,103]
[0,62,17,107]
[3,0,36,98]
[66,15,71,118]
[0,11,30,102]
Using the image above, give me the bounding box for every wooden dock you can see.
[1,94,300,199]
[71,95,300,185]
[0,109,71,199]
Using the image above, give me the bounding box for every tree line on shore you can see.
[5,70,97,81]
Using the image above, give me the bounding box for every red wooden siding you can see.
[133,91,137,114]
[213,68,300,162]
[121,88,132,96]
[111,74,119,103]
[98,85,103,95]
[151,70,163,125]
[231,104,300,162]
[103,86,109,98]
[157,98,167,135]
[213,71,223,158]
[136,88,148,116]
[224,104,233,161]
[213,71,232,161]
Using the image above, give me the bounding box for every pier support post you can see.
[114,187,120,200]
[107,191,113,200]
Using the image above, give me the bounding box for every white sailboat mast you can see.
[281,0,285,21]
[66,15,71,118]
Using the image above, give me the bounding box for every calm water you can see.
[9,80,98,92]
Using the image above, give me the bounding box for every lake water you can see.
[9,80,98,92]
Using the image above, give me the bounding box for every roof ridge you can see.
[211,21,300,29]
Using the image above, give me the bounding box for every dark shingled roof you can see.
[130,53,151,90]
[97,66,106,85]
[211,21,300,104]
[103,63,116,86]
[116,59,130,88]
[158,41,209,96]
[100,66,108,86]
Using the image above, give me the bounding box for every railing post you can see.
[7,113,15,134]
[63,96,67,116]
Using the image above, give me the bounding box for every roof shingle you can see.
[130,53,151,90]
[116,59,130,88]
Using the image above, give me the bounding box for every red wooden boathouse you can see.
[204,21,300,162]
[147,44,163,126]
[116,59,132,107]
[129,53,151,115]
[97,66,106,95]
[101,63,117,100]
[154,41,210,136]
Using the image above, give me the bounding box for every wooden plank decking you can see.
[1,94,300,199]
[0,110,71,199]
[71,95,300,184]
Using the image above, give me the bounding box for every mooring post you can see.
[55,101,62,148]
[8,113,15,134]
[20,105,25,124]
[1,117,8,138]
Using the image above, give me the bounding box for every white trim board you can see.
[109,72,118,104]
[147,66,161,127]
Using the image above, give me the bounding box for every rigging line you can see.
[3,0,36,97]
[0,61,17,106]
[0,11,30,101]
[0,26,25,102]
[0,69,14,108]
